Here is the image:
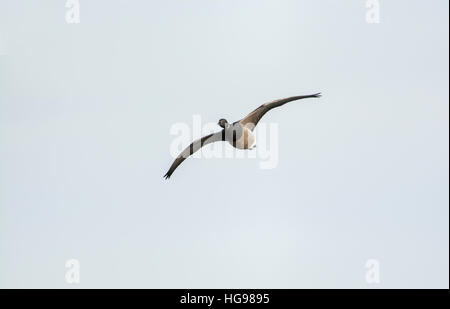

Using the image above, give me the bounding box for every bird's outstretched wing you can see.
[238,93,321,130]
[164,130,225,179]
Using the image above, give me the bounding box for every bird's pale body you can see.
[225,124,256,150]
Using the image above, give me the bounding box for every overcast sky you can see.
[0,0,448,288]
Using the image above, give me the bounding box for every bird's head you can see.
[218,118,229,129]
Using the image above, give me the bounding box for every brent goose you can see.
[164,93,321,179]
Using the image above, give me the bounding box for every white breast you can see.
[230,127,256,150]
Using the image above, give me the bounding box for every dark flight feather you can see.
[239,93,321,130]
[164,130,225,179]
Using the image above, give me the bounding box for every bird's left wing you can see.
[164,130,225,179]
[239,93,321,130]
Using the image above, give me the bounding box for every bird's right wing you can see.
[164,130,225,179]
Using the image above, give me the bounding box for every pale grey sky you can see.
[0,0,448,288]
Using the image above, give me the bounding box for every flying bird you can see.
[164,93,321,179]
